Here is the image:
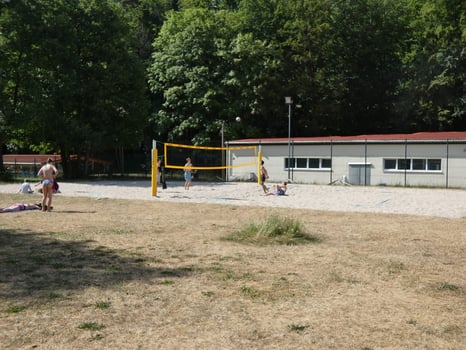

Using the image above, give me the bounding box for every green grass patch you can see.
[225,215,320,245]
[240,286,262,298]
[387,260,405,274]
[78,322,105,331]
[96,301,111,309]
[208,262,254,281]
[288,324,309,333]
[438,282,460,292]
[47,292,64,299]
[6,305,27,313]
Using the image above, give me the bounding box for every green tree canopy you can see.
[2,0,466,178]
[404,0,466,130]
[148,7,278,144]
[0,0,149,177]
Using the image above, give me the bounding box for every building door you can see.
[348,164,371,185]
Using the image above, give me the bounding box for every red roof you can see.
[2,154,62,164]
[229,131,466,144]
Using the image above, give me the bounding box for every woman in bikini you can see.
[37,158,58,212]
[0,203,41,213]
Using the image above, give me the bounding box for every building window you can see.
[285,158,295,169]
[308,158,320,168]
[296,158,307,168]
[285,158,332,170]
[412,159,426,170]
[427,159,441,171]
[321,159,332,168]
[398,158,411,170]
[384,159,396,170]
[383,158,441,172]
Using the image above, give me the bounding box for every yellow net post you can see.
[151,148,158,197]
[257,151,262,186]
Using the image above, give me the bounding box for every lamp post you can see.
[285,96,293,180]
[221,121,225,181]
[221,117,241,181]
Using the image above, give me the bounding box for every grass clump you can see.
[6,305,27,313]
[47,292,64,299]
[78,322,105,331]
[225,215,319,246]
[288,323,309,333]
[95,301,111,309]
[438,282,460,292]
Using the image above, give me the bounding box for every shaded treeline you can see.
[0,0,465,177]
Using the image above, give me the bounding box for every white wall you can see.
[228,141,466,188]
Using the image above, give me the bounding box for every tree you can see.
[179,0,240,10]
[328,0,413,134]
[0,0,149,177]
[405,0,466,130]
[274,0,339,136]
[148,7,277,144]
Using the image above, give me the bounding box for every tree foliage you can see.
[0,0,150,177]
[1,0,466,175]
[148,8,277,144]
[404,0,466,130]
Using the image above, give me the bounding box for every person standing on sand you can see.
[260,160,269,193]
[37,158,58,212]
[184,157,193,190]
[157,158,162,184]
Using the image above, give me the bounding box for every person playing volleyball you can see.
[184,157,193,190]
[260,160,269,193]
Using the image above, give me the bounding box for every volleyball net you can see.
[163,142,258,170]
[151,142,260,196]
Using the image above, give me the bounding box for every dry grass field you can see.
[1,192,465,349]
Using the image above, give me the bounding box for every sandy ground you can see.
[1,180,466,218]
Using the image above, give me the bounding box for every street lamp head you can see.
[285,96,293,105]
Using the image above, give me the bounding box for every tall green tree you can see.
[148,8,277,144]
[405,0,466,130]
[274,0,338,136]
[329,0,413,134]
[0,0,148,177]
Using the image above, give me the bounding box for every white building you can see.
[226,131,466,188]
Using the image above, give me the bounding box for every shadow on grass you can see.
[51,210,98,214]
[0,228,191,300]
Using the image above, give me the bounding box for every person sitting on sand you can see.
[266,181,287,196]
[0,203,41,213]
[18,179,34,194]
